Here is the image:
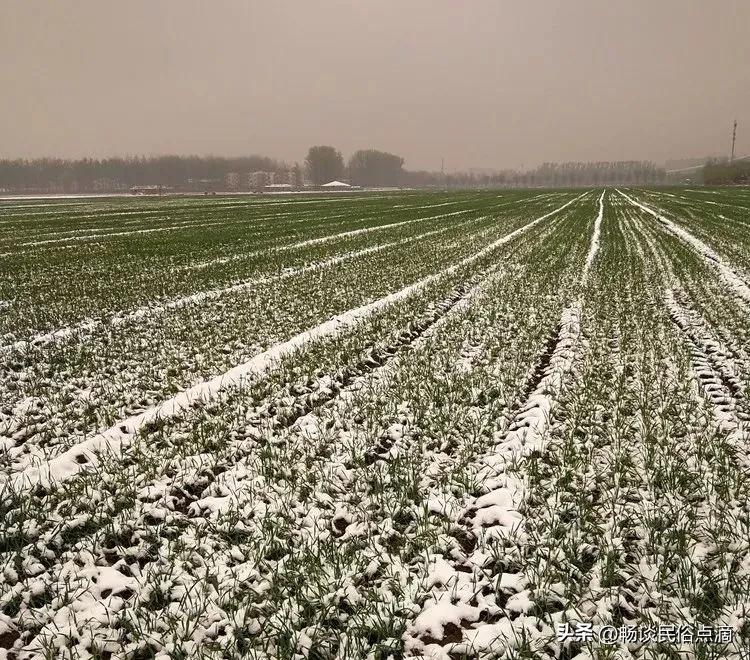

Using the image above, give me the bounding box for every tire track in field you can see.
[605,199,750,654]
[2,193,588,494]
[665,290,750,428]
[617,190,750,304]
[625,191,750,431]
[624,203,749,429]
[637,192,750,277]
[633,195,750,428]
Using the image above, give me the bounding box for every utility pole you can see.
[731,120,737,162]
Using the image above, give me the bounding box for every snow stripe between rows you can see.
[582,190,605,281]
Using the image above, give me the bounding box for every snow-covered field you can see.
[1,188,750,659]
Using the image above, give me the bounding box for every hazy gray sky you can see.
[2,0,748,170]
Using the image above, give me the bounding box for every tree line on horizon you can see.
[302,151,666,187]
[703,158,750,185]
[0,155,284,192]
[0,148,667,193]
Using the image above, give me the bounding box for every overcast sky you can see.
[2,0,748,170]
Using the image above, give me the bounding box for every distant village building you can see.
[265,183,293,192]
[229,170,297,192]
[321,180,354,191]
[130,185,171,195]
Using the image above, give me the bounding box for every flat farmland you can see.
[1,188,750,659]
